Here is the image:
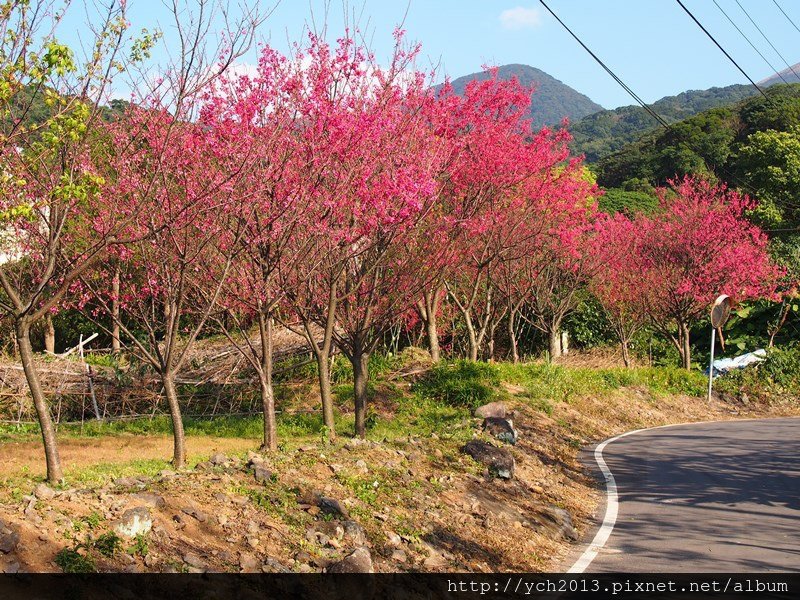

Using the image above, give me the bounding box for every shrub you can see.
[412,360,502,409]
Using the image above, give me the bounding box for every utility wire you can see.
[538,0,669,128]
[735,0,800,81]
[772,0,800,37]
[541,0,769,205]
[675,0,770,101]
[713,0,788,84]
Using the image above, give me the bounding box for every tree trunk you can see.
[680,321,691,370]
[257,312,277,452]
[161,373,186,468]
[316,348,336,442]
[44,313,55,354]
[508,309,519,364]
[16,320,63,483]
[464,313,478,361]
[548,327,561,362]
[111,266,121,354]
[352,350,370,439]
[422,290,441,362]
[621,339,631,368]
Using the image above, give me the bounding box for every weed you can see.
[55,547,96,573]
[93,532,122,557]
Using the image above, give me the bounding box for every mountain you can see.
[570,84,758,162]
[759,62,800,87]
[443,64,604,127]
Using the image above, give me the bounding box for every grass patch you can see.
[413,360,504,409]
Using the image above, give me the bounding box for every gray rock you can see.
[342,520,367,546]
[390,548,407,563]
[113,507,153,538]
[474,401,507,419]
[262,557,291,573]
[33,483,56,501]
[253,466,273,483]
[385,531,402,547]
[181,507,208,523]
[209,453,228,466]
[113,477,141,489]
[462,440,515,479]
[297,488,349,519]
[327,547,373,573]
[318,496,349,519]
[3,561,20,574]
[482,417,518,445]
[239,552,260,573]
[0,521,19,554]
[183,552,205,569]
[539,505,578,541]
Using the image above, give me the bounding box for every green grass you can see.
[55,547,96,573]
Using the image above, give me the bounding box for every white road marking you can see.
[566,428,641,573]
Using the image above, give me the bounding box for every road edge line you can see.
[566,427,641,573]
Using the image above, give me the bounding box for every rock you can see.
[262,557,291,573]
[539,505,578,541]
[3,561,20,574]
[482,417,518,445]
[33,483,56,501]
[209,452,228,466]
[385,531,402,547]
[297,489,349,519]
[0,522,19,554]
[342,520,367,546]
[319,497,349,519]
[217,514,229,527]
[461,440,515,479]
[130,493,165,509]
[253,466,273,483]
[355,459,368,471]
[195,461,212,471]
[474,401,507,419]
[183,553,205,569]
[246,452,266,467]
[327,547,373,573]
[157,470,177,480]
[297,563,314,573]
[143,554,157,567]
[390,549,407,563]
[113,477,142,489]
[239,552,260,573]
[181,507,208,523]
[113,507,153,538]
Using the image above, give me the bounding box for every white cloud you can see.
[499,6,543,31]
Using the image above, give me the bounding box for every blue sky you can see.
[84,1,800,109]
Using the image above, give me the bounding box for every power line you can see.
[772,0,800,37]
[538,0,669,128]
[713,0,788,84]
[540,0,765,201]
[675,0,770,102]
[734,0,800,82]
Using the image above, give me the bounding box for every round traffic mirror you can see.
[710,294,731,329]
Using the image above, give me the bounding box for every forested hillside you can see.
[570,84,757,162]
[595,83,800,229]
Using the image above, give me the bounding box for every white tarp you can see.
[706,348,767,377]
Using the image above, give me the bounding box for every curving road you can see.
[570,418,800,572]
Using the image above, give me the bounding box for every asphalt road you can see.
[574,418,800,572]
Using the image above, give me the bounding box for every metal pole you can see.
[707,327,716,402]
